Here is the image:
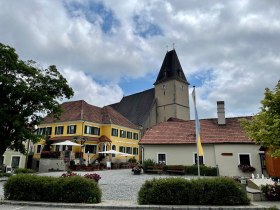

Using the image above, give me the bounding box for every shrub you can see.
[185,165,218,176]
[0,173,13,178]
[261,183,280,201]
[138,177,249,205]
[84,173,101,182]
[128,157,137,163]
[4,174,101,203]
[142,159,156,172]
[13,168,36,174]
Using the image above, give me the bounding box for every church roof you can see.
[154,49,189,85]
[140,117,253,145]
[110,88,155,127]
[42,100,138,130]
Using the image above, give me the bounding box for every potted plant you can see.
[238,164,256,173]
[132,164,142,175]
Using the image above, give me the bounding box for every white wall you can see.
[142,143,263,177]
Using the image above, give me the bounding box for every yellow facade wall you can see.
[34,120,140,162]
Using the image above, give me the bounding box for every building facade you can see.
[33,100,140,171]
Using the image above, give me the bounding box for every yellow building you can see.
[34,100,140,170]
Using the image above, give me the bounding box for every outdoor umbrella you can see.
[98,150,125,155]
[51,140,82,146]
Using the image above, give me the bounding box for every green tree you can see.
[241,81,280,157]
[0,43,74,165]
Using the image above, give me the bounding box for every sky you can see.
[0,0,279,120]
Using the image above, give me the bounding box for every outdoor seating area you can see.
[145,165,164,174]
[166,165,185,175]
[69,162,137,171]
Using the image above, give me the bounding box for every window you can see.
[133,147,138,155]
[112,145,116,157]
[84,125,100,135]
[55,145,60,152]
[111,128,118,137]
[127,131,132,139]
[55,126,64,135]
[126,147,132,154]
[158,153,166,164]
[120,130,126,138]
[239,154,251,166]
[11,156,20,168]
[85,145,97,154]
[62,145,72,151]
[36,145,42,154]
[194,153,204,165]
[133,133,138,140]
[119,146,125,153]
[37,127,46,135]
[67,125,76,134]
[46,127,52,135]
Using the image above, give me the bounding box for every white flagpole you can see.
[192,86,201,178]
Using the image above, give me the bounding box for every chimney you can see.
[217,101,226,125]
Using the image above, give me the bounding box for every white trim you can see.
[238,153,251,165]
[157,153,167,164]
[193,152,204,164]
[54,125,64,135]
[10,155,21,168]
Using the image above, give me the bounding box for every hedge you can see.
[13,168,36,174]
[185,165,218,176]
[138,177,250,205]
[4,174,101,203]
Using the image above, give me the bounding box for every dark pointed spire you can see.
[154,49,189,85]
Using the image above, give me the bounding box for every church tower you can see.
[154,49,190,123]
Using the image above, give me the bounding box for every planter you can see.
[134,170,141,175]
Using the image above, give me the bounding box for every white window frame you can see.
[238,153,251,165]
[126,147,132,154]
[10,155,21,168]
[193,152,204,165]
[111,128,118,137]
[67,124,76,134]
[157,153,167,164]
[55,125,64,135]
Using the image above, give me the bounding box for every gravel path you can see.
[1,170,195,202]
[39,169,195,201]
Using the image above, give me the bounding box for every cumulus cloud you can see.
[0,0,279,118]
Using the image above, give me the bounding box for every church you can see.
[111,49,266,177]
[110,49,190,133]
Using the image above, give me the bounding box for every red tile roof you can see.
[140,117,253,145]
[42,100,138,130]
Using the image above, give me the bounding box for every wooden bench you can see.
[166,165,185,175]
[145,165,164,174]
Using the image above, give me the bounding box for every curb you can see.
[0,200,270,209]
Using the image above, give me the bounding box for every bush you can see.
[138,177,249,205]
[185,165,218,176]
[0,173,13,178]
[142,159,156,172]
[13,168,36,174]
[4,174,101,203]
[261,183,280,201]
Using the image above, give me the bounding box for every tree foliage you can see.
[0,43,74,158]
[241,81,280,157]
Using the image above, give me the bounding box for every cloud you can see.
[62,68,123,107]
[0,0,279,119]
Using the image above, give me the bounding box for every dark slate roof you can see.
[42,100,138,130]
[154,49,189,85]
[110,88,155,127]
[140,117,253,145]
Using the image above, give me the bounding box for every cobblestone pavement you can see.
[38,169,194,201]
